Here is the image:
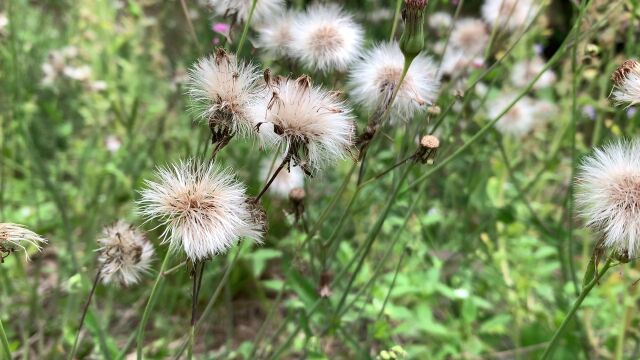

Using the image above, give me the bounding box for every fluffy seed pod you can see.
[97,221,154,286]
[481,0,537,31]
[256,10,297,57]
[611,60,640,107]
[209,0,284,23]
[138,160,263,262]
[0,223,46,261]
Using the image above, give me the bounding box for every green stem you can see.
[68,269,102,360]
[0,317,11,359]
[541,258,614,359]
[236,0,258,54]
[389,0,403,41]
[136,251,171,360]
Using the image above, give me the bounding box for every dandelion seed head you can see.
[348,42,440,122]
[449,18,489,57]
[289,4,364,72]
[488,95,538,137]
[0,223,46,261]
[187,50,263,137]
[510,56,556,90]
[251,76,355,172]
[209,0,284,23]
[138,160,263,262]
[256,10,296,57]
[576,140,640,257]
[481,0,536,31]
[611,60,640,107]
[97,221,154,286]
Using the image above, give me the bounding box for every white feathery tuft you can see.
[348,42,440,123]
[0,223,47,261]
[611,60,640,107]
[488,94,538,137]
[576,140,640,257]
[97,221,154,286]
[481,0,537,31]
[510,56,556,90]
[289,4,364,72]
[138,160,263,262]
[209,0,284,23]
[256,10,297,57]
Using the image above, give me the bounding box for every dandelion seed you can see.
[260,157,304,199]
[289,4,364,72]
[576,140,640,257]
[510,56,556,90]
[251,75,355,173]
[611,60,640,107]
[138,160,263,262]
[97,221,154,286]
[488,94,538,137]
[348,42,440,122]
[187,49,263,142]
[209,0,284,23]
[481,0,537,31]
[256,10,296,57]
[0,223,46,262]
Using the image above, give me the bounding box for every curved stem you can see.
[541,258,614,359]
[254,152,291,202]
[236,0,258,54]
[0,317,11,359]
[69,269,102,360]
[136,251,171,360]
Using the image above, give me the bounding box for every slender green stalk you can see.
[0,318,11,360]
[389,0,403,41]
[136,251,171,360]
[68,269,102,360]
[236,0,258,53]
[541,258,614,359]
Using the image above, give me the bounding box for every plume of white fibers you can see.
[259,157,305,199]
[576,140,640,257]
[138,160,263,262]
[251,76,355,172]
[488,94,538,137]
[611,60,640,107]
[289,4,364,72]
[256,10,297,57]
[428,11,453,30]
[0,223,46,261]
[97,221,154,286]
[209,0,284,23]
[448,18,489,58]
[481,0,537,31]
[510,56,556,90]
[187,51,263,137]
[348,42,440,123]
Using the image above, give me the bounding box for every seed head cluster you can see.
[0,223,46,261]
[611,60,640,107]
[97,221,154,286]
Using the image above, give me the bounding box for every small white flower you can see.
[611,60,640,107]
[289,4,364,72]
[0,223,47,261]
[510,56,556,90]
[488,94,538,137]
[448,18,489,58]
[481,0,537,31]
[97,221,154,286]
[252,75,355,172]
[260,157,304,199]
[256,10,296,57]
[348,42,440,122]
[209,0,284,23]
[576,140,640,257]
[187,49,263,138]
[138,160,263,262]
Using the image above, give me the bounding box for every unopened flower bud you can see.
[415,134,439,164]
[400,0,428,61]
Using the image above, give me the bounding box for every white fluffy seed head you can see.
[251,76,355,172]
[209,0,284,23]
[0,223,46,261]
[510,56,556,90]
[138,160,263,262]
[289,4,364,72]
[187,50,263,137]
[348,42,441,123]
[97,221,154,286]
[481,0,537,31]
[611,60,640,107]
[260,157,305,199]
[256,10,297,57]
[576,140,640,257]
[449,18,489,57]
[488,94,538,137]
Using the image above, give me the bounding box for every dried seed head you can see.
[611,60,640,107]
[97,221,154,286]
[612,60,640,86]
[0,223,46,262]
[289,187,306,203]
[420,135,440,149]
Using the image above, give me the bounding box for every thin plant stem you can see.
[389,0,403,41]
[187,261,205,359]
[136,251,172,360]
[68,269,102,360]
[248,281,286,359]
[254,153,291,202]
[0,317,11,360]
[236,0,258,54]
[162,260,187,277]
[541,258,614,359]
[179,0,201,51]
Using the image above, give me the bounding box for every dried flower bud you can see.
[400,0,428,61]
[289,187,306,223]
[415,134,439,164]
